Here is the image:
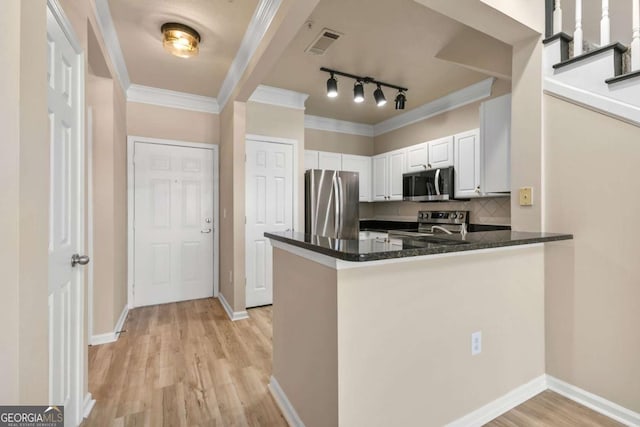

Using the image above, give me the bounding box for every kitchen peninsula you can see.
[265,230,572,427]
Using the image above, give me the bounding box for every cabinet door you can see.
[405,143,429,172]
[342,154,372,202]
[388,150,406,200]
[372,154,388,201]
[304,150,319,170]
[428,136,454,168]
[454,129,481,198]
[318,151,342,170]
[481,94,511,193]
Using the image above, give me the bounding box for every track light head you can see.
[353,81,365,103]
[326,74,338,98]
[374,85,387,107]
[395,91,406,110]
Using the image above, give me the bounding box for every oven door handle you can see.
[434,168,441,196]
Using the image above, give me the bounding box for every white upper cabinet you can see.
[372,154,389,201]
[454,129,481,198]
[405,143,429,172]
[480,94,511,194]
[318,151,342,170]
[304,150,319,170]
[342,154,372,202]
[427,136,454,168]
[388,149,406,200]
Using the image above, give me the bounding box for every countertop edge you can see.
[265,232,574,262]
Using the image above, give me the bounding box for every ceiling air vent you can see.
[305,28,342,55]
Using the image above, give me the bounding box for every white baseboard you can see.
[445,375,547,427]
[217,293,249,321]
[82,392,96,419]
[268,376,305,427]
[546,375,640,426]
[89,305,129,346]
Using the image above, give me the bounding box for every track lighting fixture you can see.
[320,67,407,109]
[395,91,406,110]
[374,85,386,107]
[326,73,338,98]
[353,81,365,103]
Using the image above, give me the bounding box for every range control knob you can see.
[459,213,464,220]
[451,213,457,219]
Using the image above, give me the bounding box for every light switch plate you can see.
[519,187,533,206]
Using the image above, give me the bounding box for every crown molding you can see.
[217,0,282,110]
[304,115,375,137]
[373,77,495,136]
[249,85,309,110]
[127,84,220,114]
[93,0,130,89]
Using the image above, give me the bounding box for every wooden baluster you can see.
[553,0,563,34]
[575,0,584,55]
[633,0,640,70]
[601,0,610,45]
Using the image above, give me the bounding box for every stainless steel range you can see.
[388,210,469,237]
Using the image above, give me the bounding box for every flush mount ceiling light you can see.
[161,23,201,58]
[320,67,408,109]
[326,73,338,98]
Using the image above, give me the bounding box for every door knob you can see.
[71,254,90,267]
[201,228,212,234]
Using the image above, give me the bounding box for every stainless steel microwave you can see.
[402,166,455,202]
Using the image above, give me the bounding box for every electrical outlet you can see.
[519,187,533,206]
[471,331,482,356]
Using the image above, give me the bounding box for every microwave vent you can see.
[305,28,342,55]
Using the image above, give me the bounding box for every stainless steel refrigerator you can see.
[305,169,359,240]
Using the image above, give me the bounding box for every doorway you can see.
[245,136,297,308]
[128,137,219,307]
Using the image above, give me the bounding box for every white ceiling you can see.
[108,0,258,97]
[107,0,511,124]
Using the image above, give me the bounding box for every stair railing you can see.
[546,0,640,71]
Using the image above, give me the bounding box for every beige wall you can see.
[305,129,374,156]
[0,0,49,403]
[219,101,247,313]
[272,248,338,427]
[544,95,640,413]
[127,102,220,144]
[337,245,545,426]
[0,0,21,403]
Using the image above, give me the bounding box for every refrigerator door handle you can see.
[333,174,340,238]
[337,175,344,237]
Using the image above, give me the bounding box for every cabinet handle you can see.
[475,186,481,193]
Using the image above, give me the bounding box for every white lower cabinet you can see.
[342,154,372,202]
[454,129,481,198]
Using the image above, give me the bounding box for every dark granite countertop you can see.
[265,230,573,262]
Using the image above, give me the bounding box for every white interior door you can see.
[47,7,83,425]
[133,142,215,307]
[245,139,294,308]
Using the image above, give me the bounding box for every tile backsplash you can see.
[360,197,511,225]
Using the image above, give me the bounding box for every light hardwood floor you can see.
[84,298,286,426]
[84,298,622,426]
[487,390,624,426]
